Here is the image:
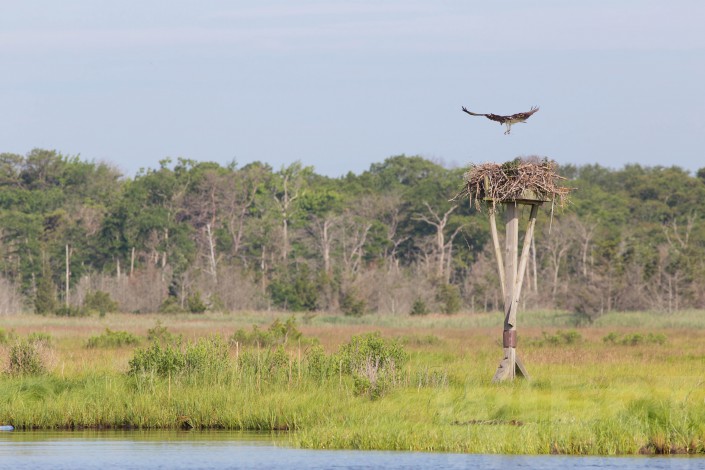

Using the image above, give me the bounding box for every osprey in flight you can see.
[462,106,539,135]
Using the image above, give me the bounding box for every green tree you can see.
[34,254,58,314]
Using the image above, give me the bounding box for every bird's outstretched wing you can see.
[461,106,488,117]
[508,106,539,121]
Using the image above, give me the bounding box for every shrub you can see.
[128,336,229,379]
[236,346,293,381]
[409,298,429,316]
[129,341,184,377]
[0,328,12,344]
[147,320,178,344]
[603,332,667,346]
[159,297,183,313]
[7,340,49,375]
[340,291,366,317]
[564,284,604,324]
[86,329,140,348]
[265,345,290,375]
[337,332,408,399]
[27,332,52,346]
[436,283,461,314]
[230,317,307,348]
[540,330,582,346]
[602,332,620,344]
[268,317,303,344]
[182,336,229,376]
[230,325,270,347]
[267,265,319,311]
[83,290,119,315]
[34,273,58,315]
[305,345,338,380]
[186,291,207,314]
[527,330,583,347]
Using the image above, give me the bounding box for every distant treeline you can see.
[1,149,704,318]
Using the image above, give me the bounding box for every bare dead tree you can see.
[271,164,306,261]
[340,218,372,277]
[663,211,696,250]
[218,166,266,259]
[538,218,573,304]
[307,214,338,276]
[570,215,598,279]
[413,202,462,281]
[372,194,407,273]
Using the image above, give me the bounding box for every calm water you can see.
[1,431,703,470]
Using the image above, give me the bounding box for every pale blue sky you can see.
[2,1,704,176]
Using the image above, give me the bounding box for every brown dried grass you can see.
[454,157,573,210]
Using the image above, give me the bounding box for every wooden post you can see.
[493,204,518,382]
[509,204,539,327]
[492,202,539,382]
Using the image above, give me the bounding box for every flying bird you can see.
[461,106,539,135]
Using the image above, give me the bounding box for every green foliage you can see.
[230,325,269,347]
[339,332,408,372]
[409,298,430,316]
[147,321,178,343]
[340,290,366,317]
[83,291,119,315]
[4,148,705,317]
[409,297,431,315]
[186,291,207,314]
[697,167,705,184]
[158,297,183,314]
[337,332,408,399]
[3,311,705,453]
[268,317,304,343]
[235,344,297,383]
[55,305,89,317]
[268,265,319,311]
[26,332,52,346]
[7,339,49,375]
[128,336,229,379]
[436,283,462,314]
[529,330,583,346]
[230,317,306,347]
[0,328,15,344]
[86,329,140,348]
[128,342,184,377]
[34,272,58,315]
[305,345,338,380]
[265,345,290,374]
[603,332,667,346]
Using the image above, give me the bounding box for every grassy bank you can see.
[1,310,705,455]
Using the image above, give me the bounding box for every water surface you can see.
[1,431,703,470]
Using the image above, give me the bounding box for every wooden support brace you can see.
[489,210,505,300]
[492,350,530,382]
[493,202,540,383]
[507,204,539,327]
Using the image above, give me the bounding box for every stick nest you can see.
[454,157,573,210]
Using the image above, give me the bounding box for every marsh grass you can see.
[1,311,705,454]
[0,327,15,344]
